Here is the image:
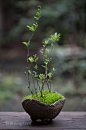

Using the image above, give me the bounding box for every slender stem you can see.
[24,6,41,96]
[28,23,38,44]
[45,64,47,78]
[26,27,38,95]
[31,73,37,95]
[36,63,40,91]
[46,79,50,92]
[28,31,35,43]
[50,81,51,92]
[25,72,34,95]
[27,48,33,95]
[41,81,45,97]
[37,80,40,91]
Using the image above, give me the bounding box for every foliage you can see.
[22,90,64,105]
[22,5,61,98]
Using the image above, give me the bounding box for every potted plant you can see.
[22,5,65,124]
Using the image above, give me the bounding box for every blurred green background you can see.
[0,0,86,111]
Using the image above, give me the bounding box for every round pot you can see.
[22,93,65,124]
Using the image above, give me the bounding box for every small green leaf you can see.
[45,58,49,62]
[33,23,35,26]
[34,54,38,62]
[34,16,39,20]
[46,48,49,54]
[36,12,41,16]
[45,40,48,44]
[34,54,37,58]
[28,70,31,74]
[44,61,48,65]
[22,42,27,46]
[40,49,44,54]
[51,35,54,38]
[48,72,53,79]
[54,32,57,37]
[43,44,46,47]
[33,71,38,78]
[51,43,54,48]
[29,56,34,63]
[37,5,41,9]
[42,65,46,68]
[48,79,52,82]
[50,58,52,61]
[58,33,61,38]
[35,24,38,29]
[33,71,37,74]
[54,32,58,40]
[34,75,38,78]
[34,16,36,19]
[55,35,57,39]
[43,54,47,57]
[34,65,38,69]
[52,68,56,71]
[39,74,45,81]
[45,58,52,62]
[48,38,53,41]
[27,25,35,31]
[35,57,38,62]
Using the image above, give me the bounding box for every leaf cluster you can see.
[27,5,41,32]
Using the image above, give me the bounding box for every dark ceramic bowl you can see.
[22,93,65,124]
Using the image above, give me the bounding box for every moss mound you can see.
[22,90,64,105]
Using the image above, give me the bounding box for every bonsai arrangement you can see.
[22,5,65,124]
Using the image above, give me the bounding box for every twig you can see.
[25,72,34,95]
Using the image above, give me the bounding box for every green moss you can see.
[22,90,65,105]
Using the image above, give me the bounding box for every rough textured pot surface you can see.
[22,93,65,124]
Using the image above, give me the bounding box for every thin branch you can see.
[46,80,50,92]
[31,73,37,95]
[25,72,34,95]
[40,81,45,97]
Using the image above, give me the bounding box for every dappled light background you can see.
[0,0,86,111]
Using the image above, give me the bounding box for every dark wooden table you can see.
[0,112,86,130]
